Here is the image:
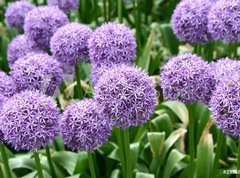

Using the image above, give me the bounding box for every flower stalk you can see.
[33,151,44,178]
[88,152,97,178]
[45,146,57,178]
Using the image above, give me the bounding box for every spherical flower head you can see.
[161,54,215,105]
[24,6,69,49]
[0,94,7,143]
[171,0,213,44]
[0,71,16,97]
[210,58,240,84]
[7,35,42,68]
[5,1,35,29]
[208,0,240,42]
[210,72,240,137]
[60,99,111,152]
[89,22,136,65]
[10,53,63,96]
[94,65,157,129]
[91,62,131,85]
[0,90,61,150]
[50,23,93,71]
[47,0,78,13]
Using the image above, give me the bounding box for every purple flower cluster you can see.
[171,0,213,44]
[24,6,69,49]
[7,35,41,68]
[0,94,7,142]
[60,99,111,152]
[89,22,136,65]
[0,90,61,151]
[10,53,63,96]
[50,23,93,72]
[47,0,78,13]
[5,1,35,29]
[0,71,16,97]
[94,64,156,129]
[210,72,240,137]
[161,54,215,104]
[210,58,240,84]
[208,0,240,42]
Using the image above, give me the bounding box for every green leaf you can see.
[130,142,140,169]
[110,169,121,178]
[137,27,155,71]
[163,149,186,178]
[147,132,165,158]
[9,154,35,170]
[160,23,179,55]
[73,152,88,174]
[136,172,155,178]
[196,133,214,178]
[53,151,78,175]
[161,101,188,128]
[149,113,173,136]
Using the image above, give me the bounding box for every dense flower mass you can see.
[0,90,60,150]
[50,23,93,71]
[171,0,213,44]
[60,99,111,152]
[88,22,136,65]
[0,71,16,97]
[5,1,35,29]
[47,0,78,13]
[161,54,215,104]
[94,65,156,129]
[7,35,41,68]
[208,0,240,42]
[0,94,7,142]
[10,53,63,96]
[210,73,240,137]
[24,6,69,49]
[210,58,240,84]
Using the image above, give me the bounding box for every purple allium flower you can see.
[91,62,131,85]
[60,99,111,152]
[24,6,69,49]
[0,90,60,150]
[7,35,42,68]
[208,0,240,42]
[50,23,93,71]
[210,58,240,84]
[210,72,240,137]
[171,0,213,44]
[47,0,78,13]
[10,53,63,96]
[0,71,16,97]
[161,54,215,105]
[5,1,35,29]
[94,65,156,129]
[0,94,7,143]
[88,22,136,65]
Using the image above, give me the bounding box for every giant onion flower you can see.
[24,6,69,49]
[5,1,35,29]
[10,53,63,96]
[94,64,156,129]
[60,99,111,152]
[0,90,61,150]
[47,0,78,13]
[50,23,93,72]
[171,0,213,44]
[161,54,215,104]
[0,71,16,97]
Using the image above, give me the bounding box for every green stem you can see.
[88,152,97,178]
[123,129,132,178]
[103,0,107,22]
[228,43,233,58]
[45,146,57,178]
[132,0,141,56]
[33,151,44,178]
[75,64,84,100]
[0,144,12,178]
[212,130,224,178]
[94,0,99,25]
[33,0,38,6]
[118,0,123,23]
[237,138,240,178]
[108,0,111,21]
[0,165,4,178]
[116,128,126,177]
[187,104,195,178]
